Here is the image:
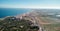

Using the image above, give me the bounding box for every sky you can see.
[0,0,60,9]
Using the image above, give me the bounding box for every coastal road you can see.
[27,14,43,31]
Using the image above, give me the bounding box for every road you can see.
[27,14,43,31]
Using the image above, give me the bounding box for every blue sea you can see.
[0,8,30,18]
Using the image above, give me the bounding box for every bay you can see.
[0,8,30,18]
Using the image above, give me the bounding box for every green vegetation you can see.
[0,16,32,31]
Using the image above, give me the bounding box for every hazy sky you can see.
[0,0,60,9]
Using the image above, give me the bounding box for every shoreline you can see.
[16,9,34,18]
[0,9,33,18]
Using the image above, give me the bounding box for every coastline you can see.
[16,9,34,18]
[0,9,33,18]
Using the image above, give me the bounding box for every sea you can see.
[0,8,30,18]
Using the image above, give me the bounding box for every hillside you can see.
[0,16,39,31]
